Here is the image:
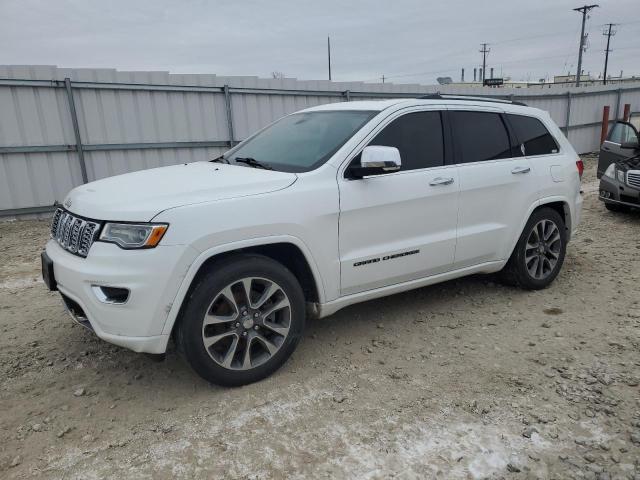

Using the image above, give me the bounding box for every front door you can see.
[338,109,459,296]
[449,108,539,268]
[598,121,639,178]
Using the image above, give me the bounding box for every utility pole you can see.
[602,23,617,85]
[573,4,598,87]
[479,43,490,83]
[381,75,385,84]
[327,36,332,81]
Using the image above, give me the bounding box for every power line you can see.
[602,23,617,85]
[573,4,599,87]
[479,43,490,82]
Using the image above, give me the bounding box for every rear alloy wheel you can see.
[524,219,562,281]
[177,255,305,386]
[499,207,567,290]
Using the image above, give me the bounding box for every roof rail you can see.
[418,93,527,107]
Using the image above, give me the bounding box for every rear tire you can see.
[177,254,306,386]
[499,207,567,290]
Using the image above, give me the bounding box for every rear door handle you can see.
[429,177,454,186]
[511,166,531,175]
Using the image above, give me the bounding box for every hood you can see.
[615,153,640,172]
[63,162,297,221]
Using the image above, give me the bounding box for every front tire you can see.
[177,254,306,386]
[499,207,567,290]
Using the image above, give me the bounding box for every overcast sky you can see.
[1,0,639,85]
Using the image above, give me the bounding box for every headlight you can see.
[616,170,625,183]
[99,223,168,249]
[604,163,616,179]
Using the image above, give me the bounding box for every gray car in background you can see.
[598,118,640,212]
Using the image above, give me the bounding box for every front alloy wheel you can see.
[202,277,291,370]
[178,254,306,386]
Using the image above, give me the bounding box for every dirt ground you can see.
[1,155,639,480]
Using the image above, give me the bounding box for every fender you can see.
[160,234,327,336]
[538,195,573,238]
[506,195,572,261]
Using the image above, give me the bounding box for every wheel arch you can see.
[537,198,572,238]
[161,236,325,337]
[507,197,572,261]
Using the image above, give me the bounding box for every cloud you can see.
[1,0,638,84]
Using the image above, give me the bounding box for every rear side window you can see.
[508,114,559,156]
[369,111,444,170]
[450,111,511,163]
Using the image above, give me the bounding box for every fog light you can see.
[92,285,130,304]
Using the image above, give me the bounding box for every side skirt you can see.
[316,260,505,318]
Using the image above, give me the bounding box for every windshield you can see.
[224,110,377,173]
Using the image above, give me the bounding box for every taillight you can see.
[576,159,584,179]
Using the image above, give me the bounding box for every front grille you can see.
[627,170,640,189]
[50,208,101,257]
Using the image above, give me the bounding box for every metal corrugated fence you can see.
[1,65,639,217]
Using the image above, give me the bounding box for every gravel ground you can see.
[1,155,639,480]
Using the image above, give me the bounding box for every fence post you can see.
[623,103,631,122]
[223,85,235,146]
[564,91,572,138]
[64,78,88,184]
[600,106,610,145]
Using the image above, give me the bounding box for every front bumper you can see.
[45,239,198,354]
[599,175,640,208]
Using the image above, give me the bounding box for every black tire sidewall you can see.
[512,208,567,289]
[178,254,306,387]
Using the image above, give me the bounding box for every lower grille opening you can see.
[60,293,94,331]
[620,194,640,206]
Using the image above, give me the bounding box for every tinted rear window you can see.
[508,114,559,156]
[450,111,511,163]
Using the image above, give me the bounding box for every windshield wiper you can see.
[210,155,230,164]
[234,157,273,170]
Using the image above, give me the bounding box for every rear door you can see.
[598,121,639,178]
[506,113,564,201]
[449,108,538,268]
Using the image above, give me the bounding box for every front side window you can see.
[608,122,639,144]
[226,110,377,173]
[367,111,445,170]
[508,114,559,156]
[450,111,511,163]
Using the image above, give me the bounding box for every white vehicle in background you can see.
[42,94,583,386]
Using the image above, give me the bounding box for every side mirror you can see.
[348,146,401,179]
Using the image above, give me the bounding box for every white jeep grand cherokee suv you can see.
[42,95,583,386]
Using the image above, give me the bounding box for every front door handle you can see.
[429,177,454,186]
[511,166,531,175]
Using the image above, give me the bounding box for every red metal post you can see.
[623,103,631,122]
[600,105,610,145]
